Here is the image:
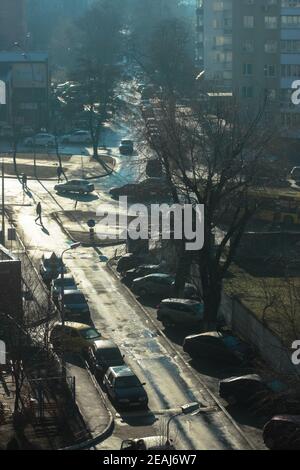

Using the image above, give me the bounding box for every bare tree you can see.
[141,97,277,328]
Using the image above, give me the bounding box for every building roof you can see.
[0,51,48,63]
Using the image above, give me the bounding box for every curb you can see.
[3,156,116,182]
[60,361,114,451]
[106,259,256,451]
[52,212,124,249]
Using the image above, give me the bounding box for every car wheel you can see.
[264,437,275,450]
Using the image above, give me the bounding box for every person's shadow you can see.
[35,219,50,236]
[42,226,50,236]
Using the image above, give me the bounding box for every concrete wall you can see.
[220,293,300,376]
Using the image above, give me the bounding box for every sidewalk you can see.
[66,362,113,448]
[2,151,115,181]
[4,212,114,449]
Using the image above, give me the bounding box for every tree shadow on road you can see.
[56,193,99,203]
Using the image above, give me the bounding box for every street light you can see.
[59,242,81,382]
[60,242,81,327]
[166,402,200,444]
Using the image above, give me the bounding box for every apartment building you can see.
[197,0,233,91]
[0,0,27,51]
[0,51,50,130]
[199,0,300,131]
[280,0,300,133]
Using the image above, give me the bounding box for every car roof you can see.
[145,273,171,279]
[54,274,75,281]
[221,374,263,384]
[63,289,84,295]
[93,340,119,350]
[54,321,91,330]
[108,365,134,377]
[269,415,300,425]
[185,331,223,341]
[68,179,86,183]
[162,298,201,305]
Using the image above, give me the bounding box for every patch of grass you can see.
[224,264,300,344]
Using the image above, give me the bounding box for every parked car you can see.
[103,365,148,409]
[51,274,77,302]
[60,289,90,323]
[119,139,134,155]
[132,274,197,299]
[221,373,300,414]
[40,252,66,283]
[157,299,204,327]
[61,130,92,144]
[54,179,94,195]
[122,264,166,286]
[183,331,246,365]
[116,253,146,274]
[109,178,170,200]
[24,133,56,147]
[121,436,175,450]
[263,415,300,450]
[219,374,270,405]
[87,340,125,375]
[50,322,101,353]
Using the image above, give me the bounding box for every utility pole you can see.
[1,159,5,247]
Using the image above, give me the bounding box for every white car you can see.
[24,133,56,147]
[61,130,92,144]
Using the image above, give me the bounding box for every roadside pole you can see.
[60,243,81,381]
[1,159,5,246]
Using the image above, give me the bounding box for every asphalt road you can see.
[0,151,264,450]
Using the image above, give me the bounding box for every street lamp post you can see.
[59,242,81,382]
[60,242,81,327]
[166,402,200,445]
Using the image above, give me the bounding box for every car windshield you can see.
[65,293,86,304]
[116,375,141,388]
[80,328,100,340]
[44,258,63,269]
[96,348,122,361]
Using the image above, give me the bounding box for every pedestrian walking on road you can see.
[57,166,63,183]
[21,173,28,191]
[35,202,43,225]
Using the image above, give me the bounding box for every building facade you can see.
[0,51,49,130]
[0,245,22,322]
[0,0,27,51]
[199,0,300,132]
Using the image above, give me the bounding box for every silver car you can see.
[24,133,56,147]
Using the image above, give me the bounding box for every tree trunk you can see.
[174,242,192,297]
[202,281,222,331]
